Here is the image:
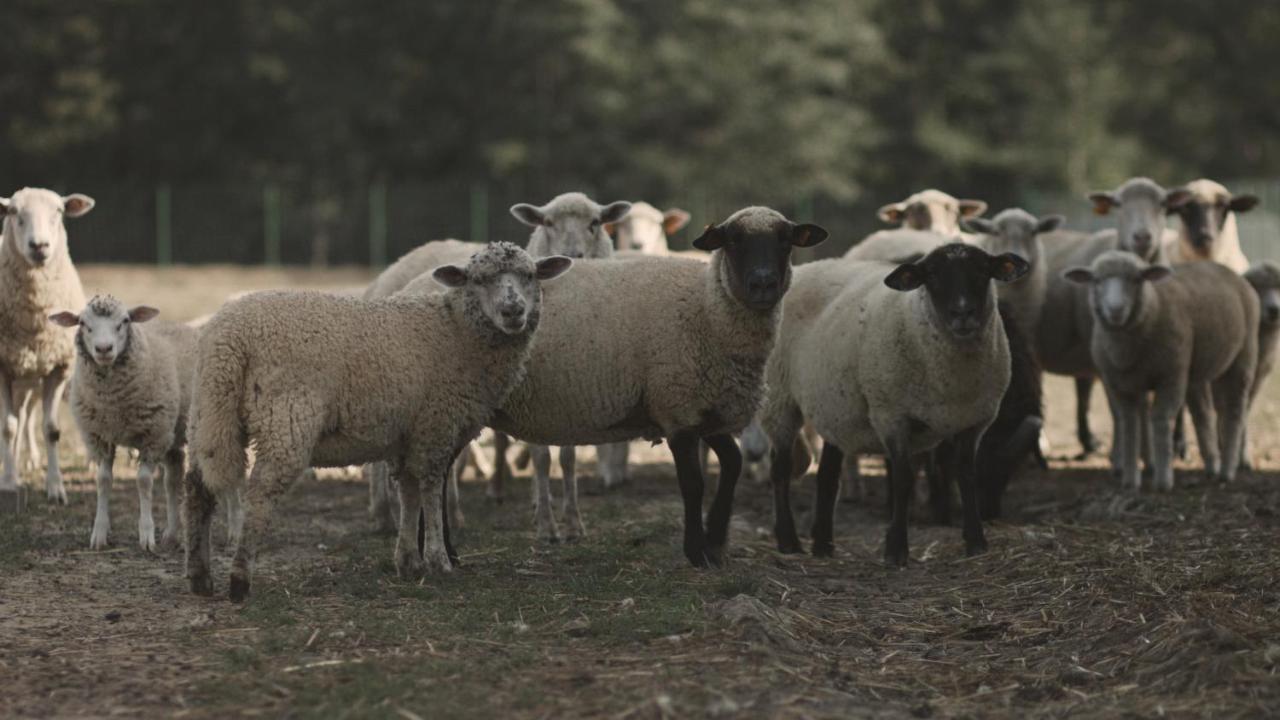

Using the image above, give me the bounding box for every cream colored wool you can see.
[843,229,956,261]
[363,239,474,301]
[1162,179,1253,273]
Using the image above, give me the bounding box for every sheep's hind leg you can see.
[368,461,397,534]
[89,441,116,550]
[883,426,916,567]
[947,426,987,557]
[393,462,426,579]
[41,369,70,504]
[1149,385,1183,492]
[183,465,218,596]
[159,448,184,550]
[1075,376,1099,457]
[0,375,21,494]
[229,456,308,602]
[136,460,159,553]
[808,441,842,558]
[768,430,803,555]
[670,432,713,567]
[1186,383,1220,481]
[560,446,585,541]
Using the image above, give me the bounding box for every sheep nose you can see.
[500,302,525,319]
[747,269,779,295]
[29,241,49,254]
[94,342,113,355]
[1132,230,1152,245]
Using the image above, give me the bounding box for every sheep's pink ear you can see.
[877,202,906,225]
[128,306,160,323]
[432,265,468,288]
[1088,192,1120,216]
[62,194,95,218]
[1229,194,1259,214]
[884,262,925,291]
[958,199,987,219]
[790,222,828,248]
[990,253,1030,283]
[534,255,573,280]
[1062,268,1094,284]
[49,311,79,328]
[1141,265,1173,283]
[662,208,691,235]
[692,224,723,251]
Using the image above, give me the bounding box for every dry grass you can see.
[1,265,1278,719]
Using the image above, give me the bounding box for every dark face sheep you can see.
[50,295,160,367]
[432,242,573,335]
[692,207,828,310]
[883,243,1031,339]
[510,192,631,259]
[1245,261,1280,328]
[1088,178,1191,261]
[1166,179,1258,258]
[1062,251,1171,329]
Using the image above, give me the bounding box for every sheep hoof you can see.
[810,541,835,558]
[158,532,181,552]
[775,536,803,555]
[704,544,726,567]
[228,575,251,603]
[964,536,989,557]
[47,486,68,506]
[883,541,909,568]
[189,570,215,597]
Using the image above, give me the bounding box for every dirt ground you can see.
[2,265,1279,719]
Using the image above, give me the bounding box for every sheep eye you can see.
[590,219,601,230]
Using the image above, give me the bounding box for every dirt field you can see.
[2,265,1279,719]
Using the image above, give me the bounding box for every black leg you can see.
[952,427,988,557]
[670,432,712,567]
[1172,407,1188,461]
[769,435,802,554]
[702,433,741,565]
[1075,376,1098,456]
[810,442,843,557]
[884,440,914,568]
[927,443,952,525]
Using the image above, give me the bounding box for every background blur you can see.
[1,0,1277,265]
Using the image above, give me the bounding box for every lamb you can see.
[760,243,1029,565]
[609,201,691,255]
[0,188,95,507]
[489,207,828,564]
[1162,179,1259,273]
[875,189,987,237]
[1241,261,1280,467]
[182,242,573,600]
[1038,177,1191,455]
[1063,251,1257,490]
[49,296,198,551]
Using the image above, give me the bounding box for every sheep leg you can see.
[883,432,916,568]
[1172,408,1189,461]
[412,456,453,575]
[1149,385,1182,492]
[183,464,217,596]
[0,375,19,493]
[41,369,69,504]
[809,441,842,558]
[1186,383,1220,480]
[135,460,158,553]
[368,461,397,534]
[225,487,245,548]
[159,447,184,550]
[486,432,511,502]
[1213,366,1251,484]
[88,439,116,550]
[949,427,987,556]
[229,458,302,602]
[23,391,41,475]
[447,454,466,531]
[1111,388,1143,491]
[13,387,29,476]
[669,432,713,567]
[925,445,952,525]
[769,432,803,554]
[529,444,561,543]
[839,454,862,504]
[560,445,585,541]
[703,433,742,565]
[597,442,629,489]
[1074,376,1099,457]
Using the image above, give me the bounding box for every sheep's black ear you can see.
[599,201,631,224]
[1035,215,1065,234]
[432,264,469,288]
[1162,187,1194,210]
[1141,265,1173,283]
[961,217,996,235]
[510,203,548,228]
[49,311,79,328]
[1229,194,1259,214]
[884,262,926,291]
[1088,192,1120,215]
[692,224,723,251]
[1062,267,1094,284]
[662,208,691,235]
[958,199,987,219]
[128,306,160,323]
[877,202,905,225]
[990,253,1031,283]
[534,255,573,280]
[790,222,828,248]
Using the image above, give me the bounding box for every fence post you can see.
[369,182,387,268]
[263,185,282,266]
[155,184,172,266]
[470,182,489,243]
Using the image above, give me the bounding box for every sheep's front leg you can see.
[0,375,19,493]
[560,445,585,541]
[225,487,245,548]
[529,444,560,543]
[1185,383,1219,479]
[883,430,917,568]
[808,441,842,558]
[89,440,116,550]
[703,433,742,565]
[410,456,453,575]
[1110,387,1142,491]
[670,432,713,567]
[1149,385,1183,492]
[136,460,159,552]
[41,369,70,504]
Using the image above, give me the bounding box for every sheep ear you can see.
[883,262,926,291]
[510,204,547,228]
[49,311,79,328]
[692,224,723,251]
[1088,192,1120,216]
[990,253,1031,283]
[958,199,987,219]
[1035,215,1065,234]
[1141,265,1173,283]
[0,197,10,215]
[1229,194,1259,214]
[790,223,828,248]
[1162,187,1193,210]
[1062,267,1094,284]
[432,265,469,288]
[599,201,631,225]
[62,194,95,218]
[960,217,996,235]
[877,202,905,225]
[662,208,691,235]
[534,255,573,280]
[128,306,160,323]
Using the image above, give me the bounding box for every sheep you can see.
[0,188,95,506]
[960,209,1064,347]
[182,242,573,600]
[489,207,828,564]
[876,189,987,237]
[1063,251,1257,490]
[1038,178,1192,456]
[1241,261,1280,468]
[1162,179,1259,273]
[49,296,197,551]
[610,201,691,255]
[843,229,956,262]
[760,243,1029,565]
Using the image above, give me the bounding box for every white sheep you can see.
[1063,251,1258,490]
[1241,261,1280,468]
[610,201,691,255]
[50,296,197,551]
[1162,179,1259,273]
[876,189,987,238]
[0,188,94,505]
[843,228,958,261]
[183,242,572,601]
[760,243,1028,565]
[489,207,827,564]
